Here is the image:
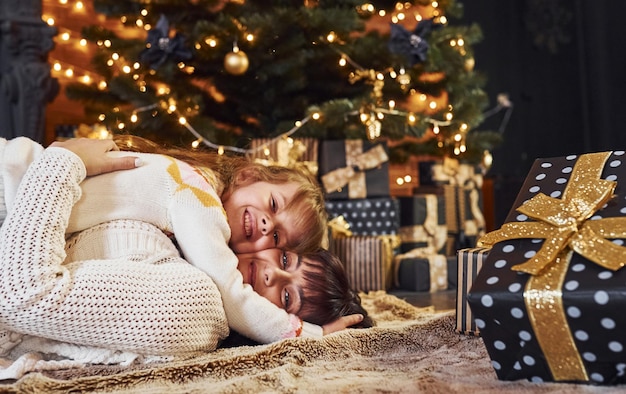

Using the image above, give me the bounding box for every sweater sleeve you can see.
[0,147,229,356]
[0,137,44,212]
[167,161,324,342]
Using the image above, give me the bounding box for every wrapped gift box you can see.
[319,140,390,200]
[325,197,400,236]
[398,194,447,254]
[455,247,488,336]
[393,254,457,292]
[249,137,319,175]
[468,151,626,385]
[329,235,397,292]
[443,184,485,253]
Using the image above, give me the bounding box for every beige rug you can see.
[0,291,623,393]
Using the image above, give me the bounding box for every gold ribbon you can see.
[399,194,447,252]
[328,215,353,238]
[436,160,486,237]
[321,141,388,198]
[395,195,447,291]
[477,151,626,382]
[250,137,319,175]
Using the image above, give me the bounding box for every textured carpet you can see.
[0,291,623,393]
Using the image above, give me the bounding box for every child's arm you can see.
[58,148,322,342]
[0,146,229,356]
[169,190,324,343]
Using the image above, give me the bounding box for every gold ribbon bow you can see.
[321,142,388,198]
[328,215,353,238]
[478,152,626,275]
[477,151,626,382]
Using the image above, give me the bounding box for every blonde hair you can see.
[113,135,327,253]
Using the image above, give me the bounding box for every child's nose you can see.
[264,267,288,286]
[260,216,274,235]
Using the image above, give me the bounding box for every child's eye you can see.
[273,231,279,247]
[282,251,288,269]
[284,289,291,309]
[270,196,277,213]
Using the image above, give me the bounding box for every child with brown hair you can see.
[0,137,366,379]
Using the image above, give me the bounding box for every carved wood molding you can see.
[0,0,58,143]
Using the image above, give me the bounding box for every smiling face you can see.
[222,180,305,254]
[236,248,311,315]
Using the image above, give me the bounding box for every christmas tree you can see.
[64,0,503,164]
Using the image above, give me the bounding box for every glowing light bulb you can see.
[179,117,187,125]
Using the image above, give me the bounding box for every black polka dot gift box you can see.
[468,151,626,385]
[325,197,400,236]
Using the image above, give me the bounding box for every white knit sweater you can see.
[0,139,321,377]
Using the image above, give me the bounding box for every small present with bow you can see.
[319,140,390,200]
[249,137,319,176]
[468,151,626,385]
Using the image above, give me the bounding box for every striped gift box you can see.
[329,235,397,292]
[455,247,489,336]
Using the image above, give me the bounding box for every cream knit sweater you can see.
[0,140,321,377]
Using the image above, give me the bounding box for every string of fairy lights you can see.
[44,0,511,165]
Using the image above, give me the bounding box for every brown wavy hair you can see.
[297,248,374,328]
[113,135,327,253]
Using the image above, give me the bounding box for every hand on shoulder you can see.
[50,138,141,176]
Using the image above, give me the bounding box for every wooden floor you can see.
[389,289,456,311]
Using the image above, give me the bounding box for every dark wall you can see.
[461,0,626,226]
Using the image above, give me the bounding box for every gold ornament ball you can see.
[224,50,249,75]
[464,57,475,71]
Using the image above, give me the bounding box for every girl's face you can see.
[222,181,304,254]
[236,249,308,315]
